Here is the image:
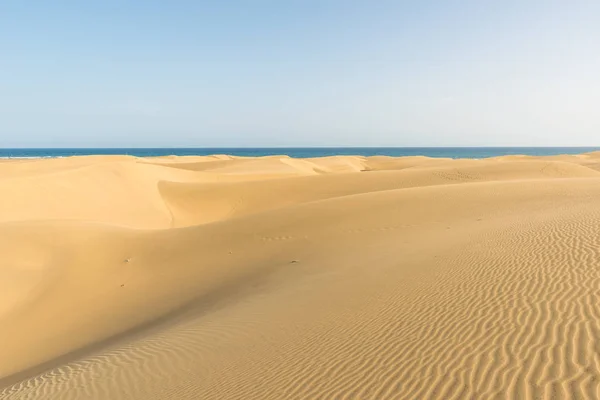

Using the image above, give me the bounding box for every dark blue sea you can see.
[0,147,599,159]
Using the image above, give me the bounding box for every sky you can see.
[1,1,599,147]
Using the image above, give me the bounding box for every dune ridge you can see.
[3,153,600,399]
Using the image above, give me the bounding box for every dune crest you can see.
[3,154,600,399]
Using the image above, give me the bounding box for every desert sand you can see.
[3,152,600,399]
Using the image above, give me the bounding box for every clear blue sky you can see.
[1,1,599,147]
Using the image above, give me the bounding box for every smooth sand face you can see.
[3,153,600,399]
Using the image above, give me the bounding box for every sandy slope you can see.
[3,154,600,399]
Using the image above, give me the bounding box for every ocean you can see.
[0,147,599,159]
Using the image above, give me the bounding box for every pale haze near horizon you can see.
[1,1,599,148]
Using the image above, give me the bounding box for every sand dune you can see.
[3,154,600,399]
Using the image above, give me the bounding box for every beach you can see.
[2,152,600,399]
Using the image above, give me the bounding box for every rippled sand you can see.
[3,152,600,399]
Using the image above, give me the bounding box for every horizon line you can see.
[2,146,600,150]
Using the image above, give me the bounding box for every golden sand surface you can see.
[3,153,600,399]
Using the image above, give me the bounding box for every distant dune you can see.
[3,153,600,399]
